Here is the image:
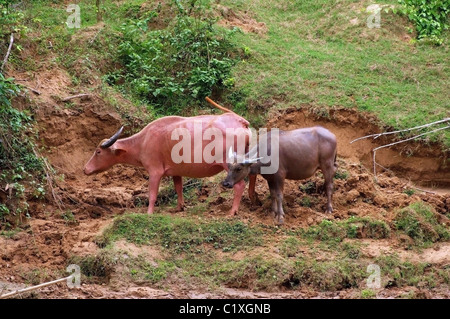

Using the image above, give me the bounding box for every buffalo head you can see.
[222,147,261,188]
[83,126,126,175]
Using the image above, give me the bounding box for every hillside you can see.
[0,0,449,300]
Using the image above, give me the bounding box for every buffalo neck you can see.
[114,134,144,167]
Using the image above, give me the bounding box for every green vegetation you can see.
[12,0,450,141]
[2,0,449,296]
[303,217,391,244]
[299,181,316,194]
[375,254,445,288]
[397,0,449,45]
[0,2,46,229]
[395,201,450,246]
[129,257,176,284]
[112,1,240,115]
[0,75,46,228]
[100,213,263,252]
[403,188,416,196]
[70,212,448,292]
[294,258,366,291]
[334,169,349,180]
[361,289,376,299]
[156,178,203,207]
[221,0,449,145]
[68,251,117,282]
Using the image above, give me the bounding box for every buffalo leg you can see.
[229,179,245,216]
[172,176,184,211]
[148,175,162,214]
[274,178,285,225]
[248,174,261,206]
[322,163,337,214]
[269,185,278,219]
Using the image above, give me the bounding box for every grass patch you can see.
[279,236,302,258]
[360,289,376,299]
[375,254,447,288]
[395,201,450,246]
[68,251,117,283]
[100,213,263,253]
[213,255,293,290]
[221,0,450,145]
[294,258,366,291]
[84,213,449,292]
[335,169,349,180]
[303,217,391,244]
[129,257,176,284]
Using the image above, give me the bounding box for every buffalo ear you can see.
[112,148,126,156]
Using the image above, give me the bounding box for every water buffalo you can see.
[222,126,337,224]
[84,100,254,216]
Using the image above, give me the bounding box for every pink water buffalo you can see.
[83,99,254,215]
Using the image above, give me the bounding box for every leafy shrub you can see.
[0,0,26,37]
[397,0,449,45]
[110,0,239,115]
[0,73,45,228]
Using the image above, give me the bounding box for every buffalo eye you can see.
[96,150,101,155]
[235,167,242,172]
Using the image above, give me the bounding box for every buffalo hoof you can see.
[228,210,237,217]
[167,206,184,213]
[276,215,285,226]
[249,195,262,207]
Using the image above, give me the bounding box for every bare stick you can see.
[1,33,14,71]
[0,276,72,299]
[372,125,449,180]
[350,118,450,144]
[25,86,41,95]
[32,147,64,210]
[410,186,436,195]
[61,93,91,102]
[372,125,449,153]
[375,162,394,174]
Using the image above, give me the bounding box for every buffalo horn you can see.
[243,157,263,165]
[101,126,124,149]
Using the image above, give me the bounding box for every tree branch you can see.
[1,33,14,71]
[372,125,449,180]
[350,118,450,144]
[61,93,91,102]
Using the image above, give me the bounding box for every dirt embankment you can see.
[267,107,449,187]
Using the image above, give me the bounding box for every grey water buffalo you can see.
[84,98,254,215]
[222,126,337,224]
